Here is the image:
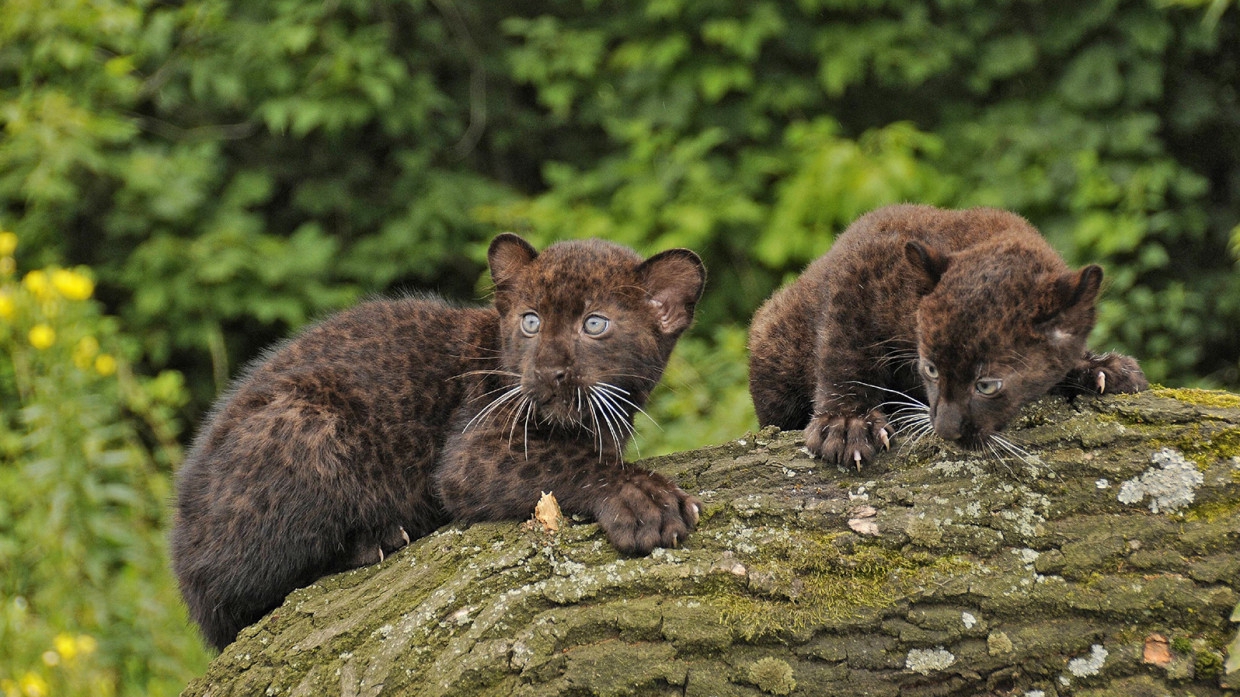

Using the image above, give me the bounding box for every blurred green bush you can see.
[1,0,1238,691]
[2,0,1237,409]
[0,234,211,695]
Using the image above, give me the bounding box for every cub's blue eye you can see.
[922,361,939,380]
[520,313,541,335]
[583,315,610,336]
[975,378,1003,396]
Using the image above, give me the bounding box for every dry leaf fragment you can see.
[1143,633,1172,666]
[848,518,880,536]
[532,491,564,533]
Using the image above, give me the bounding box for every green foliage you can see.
[0,237,210,695]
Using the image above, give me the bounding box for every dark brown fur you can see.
[749,204,1147,467]
[171,234,704,651]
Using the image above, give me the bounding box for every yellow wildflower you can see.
[1,678,17,697]
[0,231,16,257]
[18,672,47,697]
[28,324,55,349]
[76,634,97,654]
[0,291,14,319]
[51,268,94,301]
[95,354,117,377]
[22,270,51,300]
[54,632,78,660]
[0,257,13,276]
[74,336,100,369]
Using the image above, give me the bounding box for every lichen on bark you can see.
[183,391,1240,696]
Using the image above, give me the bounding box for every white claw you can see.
[853,449,862,470]
[378,546,385,563]
[879,429,891,450]
[1097,370,1106,394]
[400,526,411,545]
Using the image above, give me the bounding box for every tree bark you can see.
[183,389,1240,697]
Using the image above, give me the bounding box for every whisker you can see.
[450,369,522,380]
[595,382,661,430]
[506,396,528,449]
[593,388,635,440]
[463,386,523,432]
[990,433,1035,465]
[589,391,623,460]
[586,392,604,461]
[523,399,535,460]
[844,380,928,408]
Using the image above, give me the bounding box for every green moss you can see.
[711,532,973,639]
[1153,387,1240,410]
[1147,424,1240,468]
[747,657,796,695]
[1185,499,1240,524]
[1171,635,1193,653]
[1194,648,1224,677]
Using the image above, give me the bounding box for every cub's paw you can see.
[804,409,891,469]
[596,471,701,555]
[347,525,413,567]
[1066,352,1149,395]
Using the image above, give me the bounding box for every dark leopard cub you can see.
[172,233,704,651]
[748,204,1147,467]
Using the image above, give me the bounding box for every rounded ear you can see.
[488,233,538,291]
[1035,264,1104,336]
[637,248,705,336]
[904,240,950,292]
[1055,264,1103,311]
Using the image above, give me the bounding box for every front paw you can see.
[1068,352,1149,395]
[596,471,701,555]
[347,525,413,567]
[804,409,890,469]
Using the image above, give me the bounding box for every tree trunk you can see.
[182,389,1240,697]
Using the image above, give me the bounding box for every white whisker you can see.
[463,386,523,432]
[523,399,535,460]
[589,390,623,460]
[595,381,661,430]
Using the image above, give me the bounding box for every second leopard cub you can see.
[749,204,1147,467]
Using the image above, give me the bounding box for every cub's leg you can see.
[802,315,898,469]
[748,286,818,430]
[435,427,701,555]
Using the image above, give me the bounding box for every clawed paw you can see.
[804,409,891,469]
[1071,352,1149,395]
[596,471,701,555]
[348,524,414,568]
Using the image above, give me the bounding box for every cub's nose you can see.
[539,367,569,384]
[932,401,964,441]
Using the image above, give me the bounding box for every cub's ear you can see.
[1036,264,1103,340]
[638,249,705,336]
[488,233,538,291]
[904,241,950,293]
[1054,264,1103,312]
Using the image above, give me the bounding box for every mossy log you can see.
[183,389,1240,697]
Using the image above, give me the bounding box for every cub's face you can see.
[907,241,1101,449]
[486,234,704,442]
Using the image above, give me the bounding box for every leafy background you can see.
[1,0,1238,692]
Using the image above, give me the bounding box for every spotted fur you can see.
[172,234,704,651]
[748,204,1147,468]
